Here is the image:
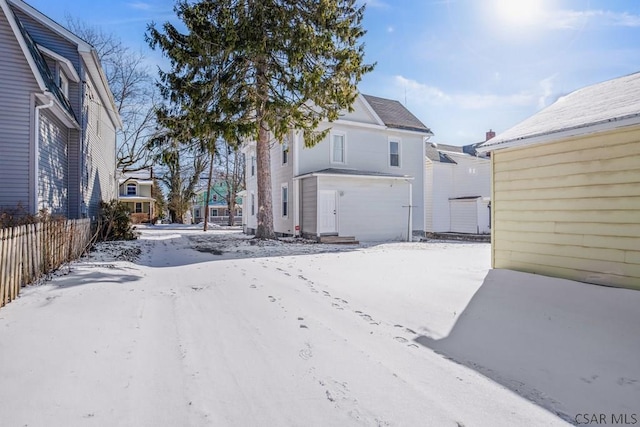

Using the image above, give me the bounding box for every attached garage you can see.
[479,72,640,290]
[296,169,413,241]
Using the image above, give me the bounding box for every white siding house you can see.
[0,0,121,219]
[424,140,491,234]
[243,94,432,241]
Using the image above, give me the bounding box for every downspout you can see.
[407,179,413,242]
[34,92,55,215]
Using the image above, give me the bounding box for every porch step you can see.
[318,235,359,244]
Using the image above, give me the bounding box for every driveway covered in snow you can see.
[1,226,638,426]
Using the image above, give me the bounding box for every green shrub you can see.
[97,200,136,241]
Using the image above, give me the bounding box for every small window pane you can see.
[390,141,400,167]
[282,186,288,217]
[332,135,344,163]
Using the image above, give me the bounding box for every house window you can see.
[58,71,68,97]
[212,194,218,202]
[282,137,289,165]
[331,134,345,164]
[389,140,400,167]
[251,156,256,176]
[127,183,136,195]
[281,184,288,217]
[135,202,142,213]
[194,207,201,218]
[210,208,218,217]
[252,194,256,216]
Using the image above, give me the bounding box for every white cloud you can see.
[387,26,394,33]
[537,75,557,109]
[127,2,152,11]
[392,75,537,110]
[548,9,640,29]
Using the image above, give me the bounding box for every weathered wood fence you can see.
[0,218,92,309]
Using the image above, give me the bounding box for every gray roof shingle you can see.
[362,94,432,134]
[481,71,640,150]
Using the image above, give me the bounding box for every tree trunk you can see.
[255,118,275,239]
[203,151,215,232]
[254,56,275,239]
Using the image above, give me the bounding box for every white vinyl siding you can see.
[317,176,409,241]
[38,110,68,216]
[491,126,640,289]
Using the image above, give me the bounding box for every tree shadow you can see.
[415,269,640,424]
[130,224,374,268]
[50,266,142,289]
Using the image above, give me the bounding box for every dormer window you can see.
[127,183,137,195]
[37,44,80,100]
[58,71,68,97]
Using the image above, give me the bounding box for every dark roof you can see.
[10,5,76,120]
[481,71,640,151]
[300,168,411,179]
[362,94,432,134]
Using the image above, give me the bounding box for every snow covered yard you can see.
[0,225,637,426]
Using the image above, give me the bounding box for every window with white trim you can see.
[251,156,256,176]
[331,133,346,164]
[281,184,288,217]
[210,208,218,217]
[389,139,400,167]
[126,183,136,195]
[135,202,142,213]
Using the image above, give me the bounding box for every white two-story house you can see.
[424,133,492,235]
[243,94,432,242]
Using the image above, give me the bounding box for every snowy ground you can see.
[0,225,638,426]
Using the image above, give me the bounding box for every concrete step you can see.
[318,235,359,244]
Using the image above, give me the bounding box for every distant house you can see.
[118,170,155,224]
[191,182,242,225]
[424,132,492,235]
[242,93,432,241]
[0,0,122,219]
[478,72,640,290]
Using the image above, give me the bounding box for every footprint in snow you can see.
[249,284,257,289]
[268,296,276,302]
[331,303,344,310]
[394,336,408,343]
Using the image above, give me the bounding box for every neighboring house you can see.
[424,132,492,234]
[242,93,432,241]
[0,0,121,220]
[118,169,155,224]
[478,72,640,290]
[191,182,242,225]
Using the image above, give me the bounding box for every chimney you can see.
[486,129,496,141]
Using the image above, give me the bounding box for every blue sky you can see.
[24,0,640,145]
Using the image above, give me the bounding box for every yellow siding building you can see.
[479,73,640,290]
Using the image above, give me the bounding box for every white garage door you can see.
[450,199,478,234]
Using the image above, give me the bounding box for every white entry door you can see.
[318,190,337,234]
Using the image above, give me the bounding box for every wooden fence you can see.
[0,218,92,309]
